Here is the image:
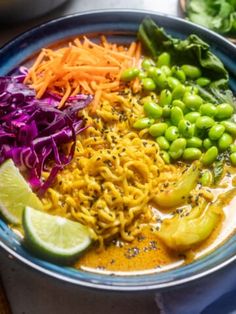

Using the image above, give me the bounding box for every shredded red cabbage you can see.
[0,71,92,194]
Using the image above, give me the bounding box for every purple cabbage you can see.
[0,72,92,194]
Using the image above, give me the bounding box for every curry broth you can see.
[75,168,236,275]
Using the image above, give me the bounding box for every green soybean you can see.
[203,138,215,150]
[171,106,184,126]
[163,105,171,118]
[215,103,234,120]
[169,138,186,160]
[161,65,171,77]
[183,148,202,161]
[183,92,203,111]
[172,100,187,113]
[196,77,211,87]
[185,111,201,123]
[159,89,172,106]
[142,77,156,91]
[187,137,202,148]
[202,146,218,166]
[161,151,171,164]
[171,66,186,82]
[142,58,154,70]
[230,152,236,166]
[138,71,147,79]
[230,144,236,153]
[133,118,154,129]
[167,76,180,90]
[218,133,233,151]
[165,126,179,142]
[144,101,163,119]
[200,170,212,186]
[156,136,170,150]
[185,86,199,94]
[148,67,167,89]
[157,52,171,67]
[149,123,168,137]
[121,68,139,81]
[196,116,215,129]
[181,64,202,79]
[178,119,195,138]
[220,121,236,136]
[199,103,217,117]
[208,124,225,140]
[172,84,186,100]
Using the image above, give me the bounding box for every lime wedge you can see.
[0,159,43,224]
[23,207,92,264]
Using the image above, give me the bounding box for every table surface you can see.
[0,1,180,314]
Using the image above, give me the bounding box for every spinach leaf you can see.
[138,18,229,88]
[186,0,236,35]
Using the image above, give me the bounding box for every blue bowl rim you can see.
[0,9,236,292]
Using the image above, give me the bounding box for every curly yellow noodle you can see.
[42,90,186,247]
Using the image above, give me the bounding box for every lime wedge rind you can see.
[0,159,43,225]
[23,207,92,264]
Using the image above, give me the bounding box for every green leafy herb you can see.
[186,0,236,36]
[138,17,229,89]
[138,18,236,105]
[213,155,225,184]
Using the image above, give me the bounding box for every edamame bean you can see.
[167,76,180,90]
[196,116,215,129]
[144,101,163,119]
[162,105,171,118]
[159,89,172,106]
[133,117,154,129]
[172,100,187,113]
[199,103,217,117]
[183,92,203,111]
[157,52,171,67]
[230,144,236,153]
[230,152,236,166]
[148,67,167,89]
[200,170,212,186]
[171,66,186,82]
[165,126,179,142]
[142,78,156,91]
[156,136,170,150]
[142,58,154,70]
[172,84,186,100]
[208,124,225,140]
[187,137,202,148]
[121,68,139,81]
[185,111,201,123]
[203,138,214,150]
[161,151,171,164]
[138,71,147,79]
[196,77,211,87]
[215,103,234,120]
[183,148,202,160]
[202,146,218,166]
[171,106,184,126]
[220,121,236,136]
[169,138,186,160]
[181,64,202,79]
[161,65,171,76]
[185,86,199,94]
[218,133,233,151]
[149,123,168,137]
[178,119,195,138]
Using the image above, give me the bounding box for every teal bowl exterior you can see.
[0,10,236,292]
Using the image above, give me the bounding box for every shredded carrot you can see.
[25,36,140,108]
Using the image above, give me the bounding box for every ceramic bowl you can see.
[0,10,236,291]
